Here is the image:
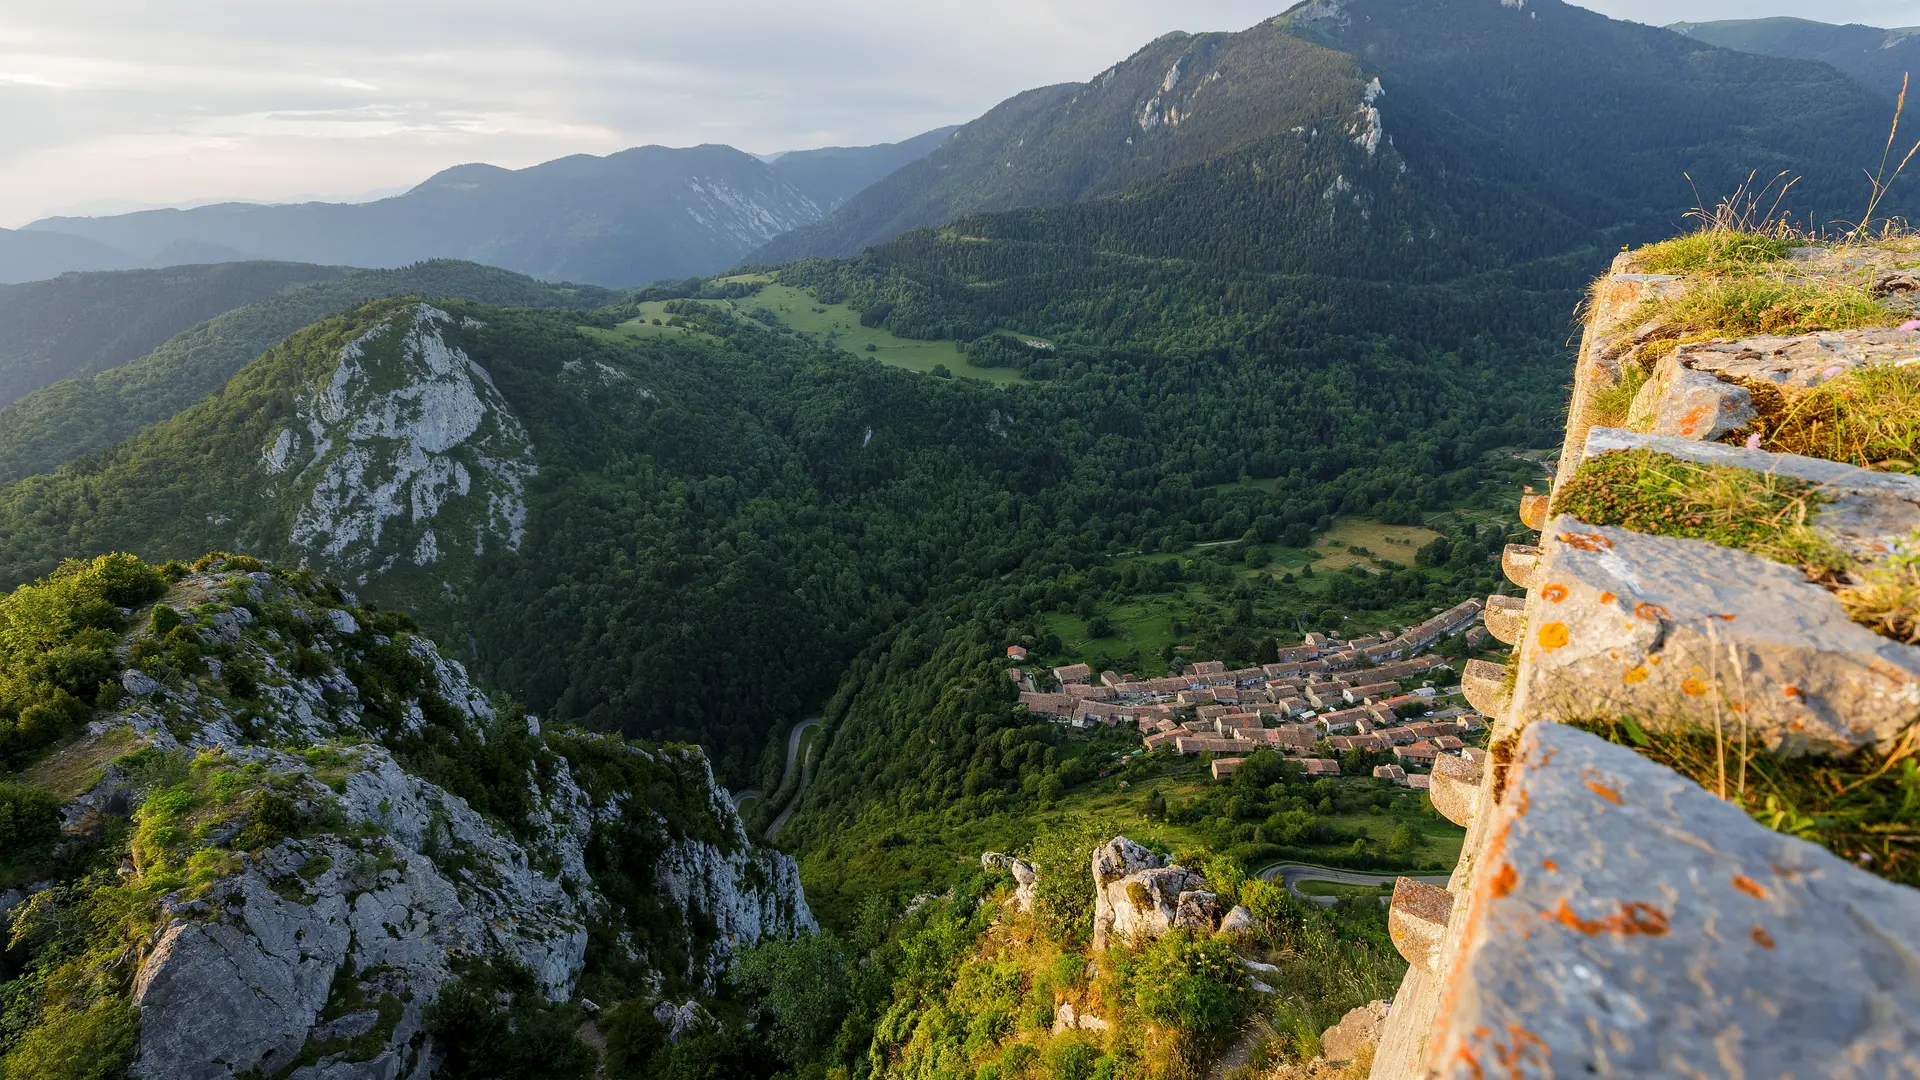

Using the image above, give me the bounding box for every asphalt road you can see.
[765,718,821,840]
[1257,862,1451,906]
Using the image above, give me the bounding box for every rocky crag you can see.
[0,554,812,1080]
[1368,237,1920,1077]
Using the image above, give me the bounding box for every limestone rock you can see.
[982,852,1040,912]
[1516,515,1920,753]
[122,668,161,696]
[1090,837,1215,950]
[1626,351,1755,441]
[1320,999,1389,1065]
[1427,721,1920,1077]
[653,1000,709,1045]
[1218,904,1256,934]
[96,567,816,1077]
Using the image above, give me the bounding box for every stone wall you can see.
[1368,253,1920,1078]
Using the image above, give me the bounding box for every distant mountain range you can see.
[761,0,1908,265]
[1671,17,1920,99]
[8,129,956,287]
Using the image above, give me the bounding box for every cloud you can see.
[0,0,1915,224]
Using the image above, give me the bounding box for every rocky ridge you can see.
[3,555,812,1080]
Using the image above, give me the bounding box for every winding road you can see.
[765,718,820,841]
[1257,862,1451,906]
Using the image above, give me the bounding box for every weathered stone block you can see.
[1428,753,1482,829]
[1460,659,1510,719]
[1502,544,1543,589]
[1388,878,1453,973]
[1517,514,1920,753]
[1519,493,1551,531]
[1626,352,1756,441]
[1483,595,1526,646]
[1426,721,1920,1078]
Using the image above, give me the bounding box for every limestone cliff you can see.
[1,555,812,1080]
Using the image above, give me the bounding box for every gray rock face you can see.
[90,569,814,1079]
[1426,721,1920,1078]
[1515,514,1920,753]
[1089,836,1221,950]
[982,852,1040,912]
[122,668,161,696]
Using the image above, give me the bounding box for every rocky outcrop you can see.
[1090,837,1221,950]
[36,562,813,1079]
[982,852,1039,912]
[1320,1000,1388,1066]
[266,303,538,583]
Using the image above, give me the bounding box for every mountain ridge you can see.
[20,132,956,287]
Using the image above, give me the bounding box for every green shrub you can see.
[0,781,60,852]
[425,960,595,1080]
[0,1000,137,1080]
[0,553,166,765]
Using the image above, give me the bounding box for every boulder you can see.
[1218,904,1256,934]
[122,668,161,696]
[653,1000,709,1045]
[1090,837,1217,950]
[981,852,1039,912]
[1321,1000,1389,1065]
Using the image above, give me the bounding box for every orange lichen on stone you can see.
[1560,532,1614,552]
[1751,926,1776,949]
[1782,684,1804,700]
[1536,622,1570,650]
[1492,1026,1551,1076]
[1541,859,1558,872]
[1584,776,1624,805]
[1712,613,1736,622]
[1597,591,1616,604]
[1634,602,1668,622]
[1623,665,1649,685]
[1541,583,1568,603]
[1731,874,1768,899]
[1489,861,1519,898]
[1681,677,1709,697]
[1545,898,1671,937]
[1678,403,1709,436]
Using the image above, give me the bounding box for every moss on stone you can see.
[1552,449,1848,571]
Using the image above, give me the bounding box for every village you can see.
[1011,598,1491,790]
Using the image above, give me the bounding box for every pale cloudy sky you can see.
[2,0,1917,226]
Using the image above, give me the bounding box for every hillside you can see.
[22,134,952,288]
[1671,16,1920,99]
[0,553,812,1079]
[0,260,611,483]
[763,125,961,210]
[0,226,141,284]
[760,0,1906,264]
[0,261,351,409]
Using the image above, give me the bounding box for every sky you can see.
[3,0,1920,226]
